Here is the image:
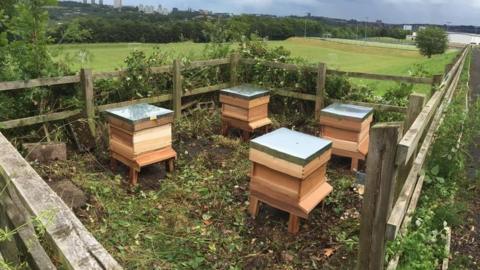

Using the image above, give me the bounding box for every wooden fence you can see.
[0,51,461,269]
[0,55,443,135]
[357,45,469,270]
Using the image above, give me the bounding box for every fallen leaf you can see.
[323,247,336,258]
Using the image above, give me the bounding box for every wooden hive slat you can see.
[247,104,269,121]
[219,94,270,109]
[250,170,300,202]
[133,124,172,155]
[249,148,331,179]
[299,165,328,198]
[319,114,373,132]
[321,125,370,143]
[250,163,328,202]
[298,182,333,214]
[134,146,177,167]
[107,115,173,132]
[222,103,269,122]
[110,139,135,159]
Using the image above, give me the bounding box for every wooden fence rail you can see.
[357,45,469,270]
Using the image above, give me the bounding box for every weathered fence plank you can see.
[395,90,444,165]
[327,70,433,84]
[404,93,426,134]
[172,59,182,119]
[0,110,82,129]
[80,69,96,137]
[0,75,80,92]
[357,122,402,270]
[0,191,56,270]
[183,83,230,97]
[386,173,426,270]
[97,94,172,112]
[187,58,230,69]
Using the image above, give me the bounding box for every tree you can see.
[415,27,448,58]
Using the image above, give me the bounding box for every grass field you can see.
[51,38,458,95]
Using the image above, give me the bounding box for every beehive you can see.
[104,104,177,185]
[248,128,333,234]
[220,85,272,140]
[319,103,374,171]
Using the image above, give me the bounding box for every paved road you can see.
[471,48,480,102]
[451,48,480,268]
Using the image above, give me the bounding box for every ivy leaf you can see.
[431,165,440,176]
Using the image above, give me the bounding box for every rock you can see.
[50,180,87,209]
[23,142,67,163]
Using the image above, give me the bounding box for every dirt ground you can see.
[31,110,364,269]
[450,48,480,269]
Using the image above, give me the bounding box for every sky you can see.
[88,0,480,26]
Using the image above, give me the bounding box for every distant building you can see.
[99,0,103,5]
[198,9,212,15]
[406,32,417,40]
[114,0,122,9]
[418,26,427,31]
[83,0,87,4]
[90,0,95,4]
[403,25,413,31]
[157,5,170,15]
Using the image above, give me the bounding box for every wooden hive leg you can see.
[110,157,117,172]
[166,158,175,173]
[288,214,300,234]
[221,121,229,136]
[242,130,251,142]
[351,158,359,172]
[264,124,271,134]
[129,167,139,186]
[248,196,261,218]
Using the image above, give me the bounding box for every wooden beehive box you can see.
[104,104,174,160]
[320,103,373,154]
[249,128,333,220]
[220,85,270,123]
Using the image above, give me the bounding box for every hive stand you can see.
[104,104,177,186]
[319,103,373,171]
[247,128,333,234]
[220,85,272,141]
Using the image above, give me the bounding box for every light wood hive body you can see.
[319,104,374,159]
[248,128,333,219]
[219,85,272,131]
[105,104,176,169]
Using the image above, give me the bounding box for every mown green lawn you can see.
[51,38,458,95]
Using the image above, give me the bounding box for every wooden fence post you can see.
[230,53,240,86]
[404,93,426,135]
[80,68,96,138]
[172,59,182,119]
[315,63,327,121]
[357,122,403,270]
